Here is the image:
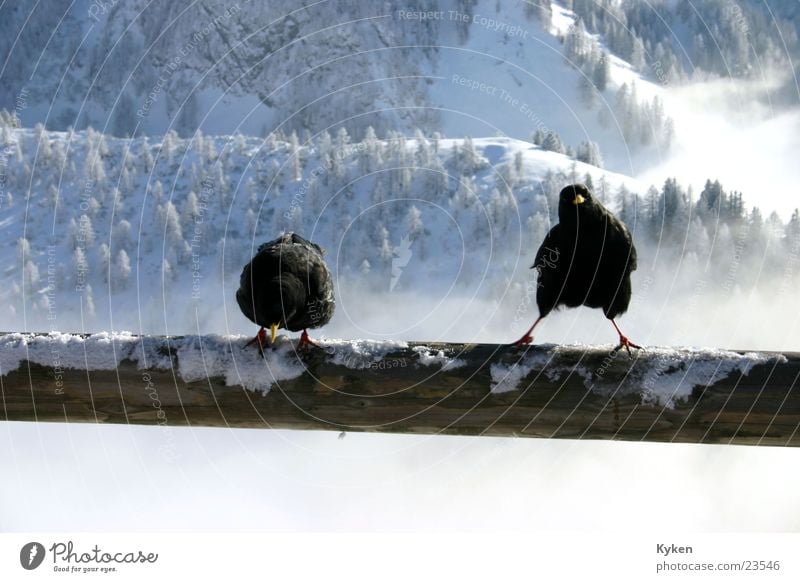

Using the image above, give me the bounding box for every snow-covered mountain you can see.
[0,122,643,335]
[0,0,676,170]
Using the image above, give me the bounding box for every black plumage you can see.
[237,233,334,349]
[513,184,642,354]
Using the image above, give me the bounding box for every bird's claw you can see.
[509,334,533,348]
[297,330,322,351]
[612,335,643,357]
[246,328,271,354]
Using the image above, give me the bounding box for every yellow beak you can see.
[270,323,279,344]
[572,194,585,205]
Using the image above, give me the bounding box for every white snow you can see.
[0,331,139,376]
[0,332,306,394]
[630,346,787,408]
[490,362,535,394]
[490,348,554,393]
[175,335,305,394]
[487,343,787,406]
[412,346,466,370]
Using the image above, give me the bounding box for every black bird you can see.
[512,184,642,354]
[237,233,335,350]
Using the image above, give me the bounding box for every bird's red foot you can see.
[509,334,534,347]
[246,327,269,353]
[298,329,321,351]
[613,335,642,357]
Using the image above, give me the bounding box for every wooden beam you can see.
[1,332,798,446]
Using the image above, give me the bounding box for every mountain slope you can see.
[0,124,640,337]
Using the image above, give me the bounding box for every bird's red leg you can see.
[246,327,268,352]
[611,319,642,356]
[297,329,321,351]
[510,316,544,347]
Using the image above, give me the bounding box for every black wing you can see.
[603,211,637,274]
[532,223,562,271]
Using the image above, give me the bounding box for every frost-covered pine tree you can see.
[78,214,96,248]
[377,225,393,266]
[335,127,350,167]
[498,159,519,190]
[17,237,31,265]
[425,153,447,199]
[458,137,483,175]
[413,128,431,167]
[142,137,155,172]
[161,201,184,248]
[264,131,278,153]
[83,284,96,318]
[407,205,424,240]
[98,242,111,284]
[151,180,164,204]
[451,177,479,220]
[360,126,382,173]
[576,141,603,168]
[564,18,588,64]
[84,153,107,187]
[112,219,133,253]
[488,188,505,230]
[214,162,230,211]
[182,191,201,232]
[22,259,39,293]
[593,50,610,92]
[36,123,53,162]
[317,130,332,166]
[631,37,646,72]
[541,131,565,154]
[162,130,179,164]
[113,249,131,292]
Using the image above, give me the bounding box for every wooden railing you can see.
[1,332,798,446]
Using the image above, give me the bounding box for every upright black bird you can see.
[512,184,642,354]
[237,233,335,350]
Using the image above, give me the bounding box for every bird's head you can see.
[558,184,594,222]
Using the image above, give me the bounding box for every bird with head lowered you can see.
[512,183,642,355]
[237,232,335,350]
